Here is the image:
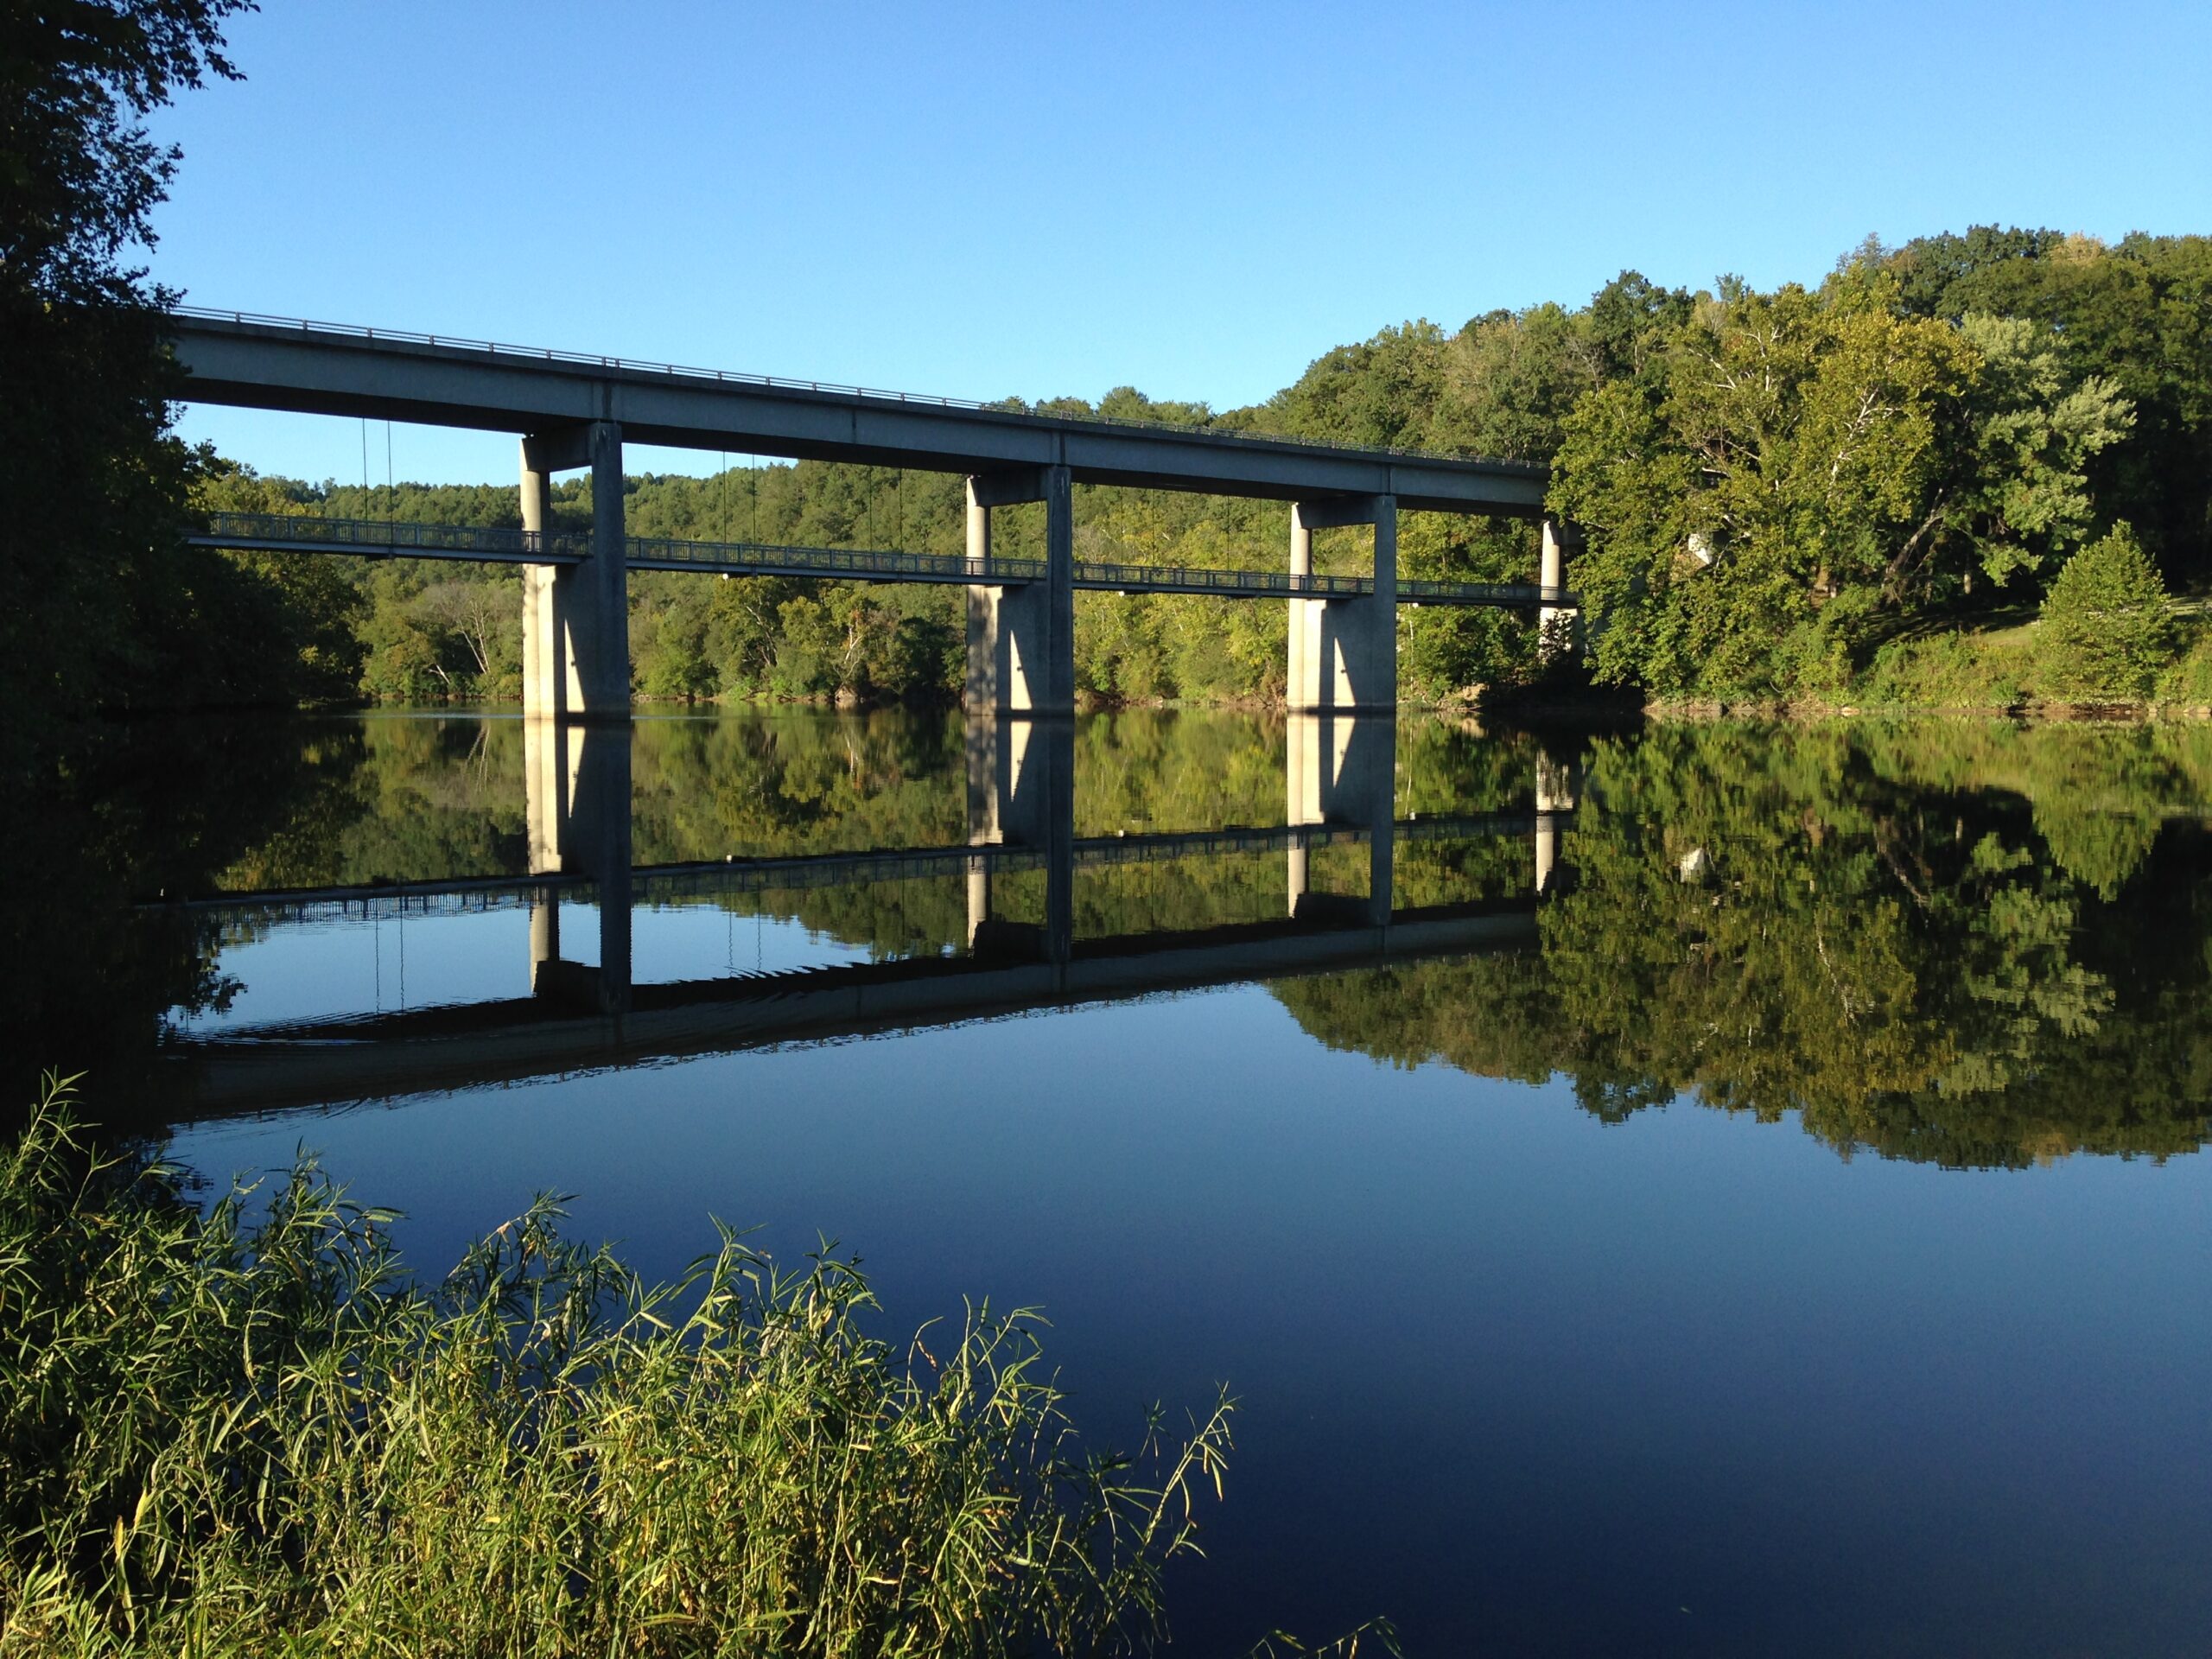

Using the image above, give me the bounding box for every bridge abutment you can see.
[1288,496,1396,713]
[521,422,629,721]
[965,467,1074,715]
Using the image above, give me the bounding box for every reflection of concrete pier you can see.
[1287,714,1395,926]
[524,720,632,1014]
[965,715,1073,963]
[1535,749,1577,894]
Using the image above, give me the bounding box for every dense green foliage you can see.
[0,1089,1236,1656]
[0,0,311,737]
[1542,234,2212,701]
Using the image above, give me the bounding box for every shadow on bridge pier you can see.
[157,714,1583,1121]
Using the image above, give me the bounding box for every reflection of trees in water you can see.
[13,710,1553,1114]
[40,708,2212,1162]
[0,719,368,1116]
[1274,721,2212,1166]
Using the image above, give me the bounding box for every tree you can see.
[0,0,254,733]
[1888,228,2212,585]
[2037,523,2174,699]
[1878,314,2131,599]
[1548,276,2133,698]
[410,578,516,691]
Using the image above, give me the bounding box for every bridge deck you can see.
[189,513,1576,607]
[170,311,1548,515]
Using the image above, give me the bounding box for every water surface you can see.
[20,708,2211,1656]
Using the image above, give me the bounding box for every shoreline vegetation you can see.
[0,1084,1295,1659]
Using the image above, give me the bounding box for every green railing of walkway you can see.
[191,512,1576,607]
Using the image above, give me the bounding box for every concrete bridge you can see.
[152,713,1580,1116]
[171,309,1576,716]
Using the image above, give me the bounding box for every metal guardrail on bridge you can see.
[625,535,1046,586]
[190,512,1577,607]
[189,512,581,562]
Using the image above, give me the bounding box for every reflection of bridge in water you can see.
[158,715,1579,1116]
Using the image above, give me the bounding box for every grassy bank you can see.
[0,1084,1241,1657]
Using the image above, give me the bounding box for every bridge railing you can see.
[194,511,581,561]
[1400,578,1576,607]
[1072,560,1373,597]
[191,512,1580,607]
[625,536,1047,584]
[170,306,1551,474]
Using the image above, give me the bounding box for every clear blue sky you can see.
[150,0,2212,486]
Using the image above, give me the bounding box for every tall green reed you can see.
[0,1079,1236,1657]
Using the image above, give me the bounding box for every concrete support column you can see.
[1287,506,1313,716]
[963,480,1001,711]
[1287,495,1397,713]
[521,422,629,721]
[520,448,561,721]
[1538,517,1576,664]
[1041,464,1074,712]
[577,421,630,715]
[964,466,1074,715]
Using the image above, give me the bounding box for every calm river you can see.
[18,707,2210,1656]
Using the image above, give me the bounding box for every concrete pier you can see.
[1288,497,1396,713]
[520,422,628,719]
[965,467,1074,715]
[1538,516,1577,662]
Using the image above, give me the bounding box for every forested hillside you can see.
[185,230,2212,712]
